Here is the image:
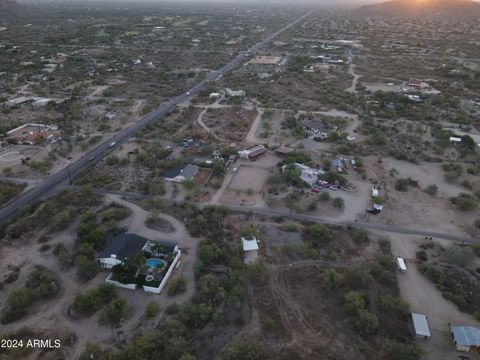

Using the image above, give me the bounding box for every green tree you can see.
[222,338,267,360]
[444,245,475,266]
[322,268,344,290]
[198,274,224,306]
[2,167,13,177]
[319,192,330,202]
[168,278,187,297]
[303,224,332,247]
[333,197,344,209]
[75,255,98,281]
[100,297,129,326]
[344,291,365,315]
[351,229,370,244]
[145,301,160,318]
[355,309,379,334]
[384,341,424,360]
[451,193,477,211]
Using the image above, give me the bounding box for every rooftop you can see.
[411,313,431,337]
[98,233,148,261]
[451,325,480,347]
[242,237,259,251]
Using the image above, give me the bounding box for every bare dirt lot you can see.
[228,166,270,192]
[363,156,480,237]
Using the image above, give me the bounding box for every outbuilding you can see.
[450,325,480,352]
[409,313,431,340]
[242,237,259,264]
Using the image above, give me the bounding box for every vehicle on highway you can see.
[186,91,191,95]
[109,141,116,147]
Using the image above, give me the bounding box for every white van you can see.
[395,257,407,273]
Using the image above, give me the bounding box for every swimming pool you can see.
[145,258,166,270]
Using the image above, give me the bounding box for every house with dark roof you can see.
[164,164,199,183]
[97,233,182,295]
[97,233,148,269]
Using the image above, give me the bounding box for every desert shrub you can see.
[444,245,475,267]
[99,297,129,326]
[75,255,98,281]
[384,341,424,360]
[352,229,370,244]
[450,193,477,211]
[378,295,410,317]
[165,302,180,315]
[344,291,365,315]
[303,224,332,247]
[395,178,418,192]
[355,309,379,335]
[1,287,34,323]
[145,301,160,319]
[53,244,71,269]
[72,284,117,316]
[247,260,268,282]
[319,192,330,202]
[321,268,344,290]
[1,267,59,323]
[307,200,317,211]
[424,184,438,196]
[333,197,345,209]
[346,267,373,288]
[472,244,480,257]
[222,338,267,360]
[168,278,187,297]
[415,250,428,262]
[474,219,480,230]
[378,238,391,253]
[418,264,446,285]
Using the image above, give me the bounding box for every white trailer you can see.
[396,257,407,272]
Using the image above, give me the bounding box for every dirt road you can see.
[388,233,480,360]
[107,194,185,243]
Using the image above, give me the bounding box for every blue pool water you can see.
[145,258,166,270]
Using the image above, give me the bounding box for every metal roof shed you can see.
[410,313,431,339]
[450,325,480,352]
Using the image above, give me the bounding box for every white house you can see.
[449,136,462,144]
[242,237,259,264]
[282,163,324,185]
[226,89,245,97]
[209,92,221,99]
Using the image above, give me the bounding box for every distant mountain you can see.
[355,0,480,21]
[0,0,35,22]
[0,0,21,19]
[0,0,19,10]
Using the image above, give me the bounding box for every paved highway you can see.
[0,11,313,223]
